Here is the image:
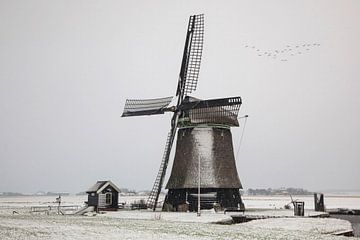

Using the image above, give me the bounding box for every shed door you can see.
[98,194,106,207]
[98,193,112,207]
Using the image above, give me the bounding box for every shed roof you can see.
[86,180,121,194]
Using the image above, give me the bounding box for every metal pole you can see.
[197,155,201,217]
[57,195,61,215]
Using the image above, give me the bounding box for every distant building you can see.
[86,181,120,211]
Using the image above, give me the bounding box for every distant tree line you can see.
[0,192,25,196]
[0,191,69,196]
[247,188,312,196]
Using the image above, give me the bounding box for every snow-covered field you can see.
[1,193,359,210]
[0,195,358,240]
[0,212,354,240]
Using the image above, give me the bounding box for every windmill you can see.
[122,14,244,211]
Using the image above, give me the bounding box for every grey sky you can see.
[0,0,359,193]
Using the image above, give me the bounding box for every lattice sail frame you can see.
[122,97,173,117]
[184,14,204,95]
[177,14,204,97]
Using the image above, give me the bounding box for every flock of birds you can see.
[244,43,321,62]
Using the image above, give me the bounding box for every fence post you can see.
[314,193,325,212]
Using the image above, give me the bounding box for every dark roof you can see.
[181,96,240,127]
[86,180,121,194]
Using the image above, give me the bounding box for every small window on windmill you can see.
[105,192,112,205]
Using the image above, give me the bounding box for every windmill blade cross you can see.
[146,14,204,210]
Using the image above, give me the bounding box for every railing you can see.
[30,205,82,215]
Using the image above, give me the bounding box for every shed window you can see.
[105,193,112,205]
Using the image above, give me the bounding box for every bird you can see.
[243,41,320,61]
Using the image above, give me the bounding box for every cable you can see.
[235,115,248,160]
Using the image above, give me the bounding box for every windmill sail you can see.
[146,121,177,210]
[177,14,204,97]
[121,97,173,117]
